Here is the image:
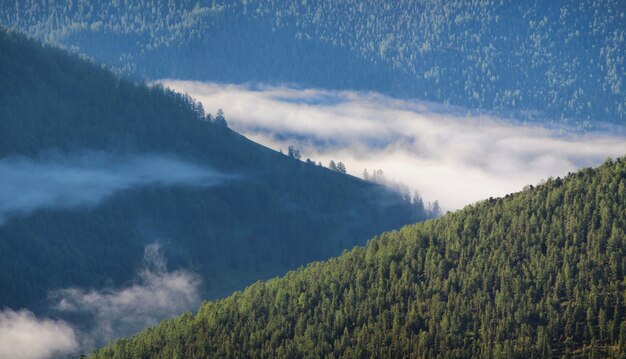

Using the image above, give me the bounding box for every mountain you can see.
[1,0,624,127]
[93,157,626,358]
[0,29,430,313]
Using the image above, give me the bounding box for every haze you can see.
[161,80,626,210]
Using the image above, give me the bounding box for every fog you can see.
[0,152,226,223]
[0,309,77,359]
[52,243,202,349]
[162,80,626,210]
[0,244,202,358]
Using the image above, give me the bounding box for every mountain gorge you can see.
[94,157,626,358]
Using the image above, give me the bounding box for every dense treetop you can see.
[1,0,624,126]
[94,157,626,358]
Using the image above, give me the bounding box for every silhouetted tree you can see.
[214,108,228,127]
[288,145,301,160]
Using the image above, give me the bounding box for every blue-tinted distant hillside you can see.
[1,0,624,128]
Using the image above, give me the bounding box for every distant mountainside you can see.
[0,29,429,312]
[1,0,624,127]
[94,157,626,358]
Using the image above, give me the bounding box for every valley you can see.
[0,1,623,358]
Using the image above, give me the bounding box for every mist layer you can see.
[162,80,626,209]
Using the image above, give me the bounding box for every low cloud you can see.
[52,244,202,348]
[0,244,202,357]
[0,152,225,223]
[162,80,626,210]
[0,309,77,359]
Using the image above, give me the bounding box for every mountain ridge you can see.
[93,157,626,358]
[0,29,430,315]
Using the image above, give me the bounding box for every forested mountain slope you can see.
[94,158,626,358]
[0,30,428,310]
[1,0,624,126]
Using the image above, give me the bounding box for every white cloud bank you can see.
[52,243,202,348]
[162,80,626,210]
[0,152,225,223]
[0,309,77,359]
[0,244,202,358]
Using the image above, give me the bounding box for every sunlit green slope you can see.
[94,158,626,358]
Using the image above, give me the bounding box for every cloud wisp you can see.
[0,244,202,358]
[52,243,202,349]
[0,152,226,223]
[0,309,78,359]
[161,80,626,210]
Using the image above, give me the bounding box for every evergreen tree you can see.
[288,145,301,160]
[213,108,227,127]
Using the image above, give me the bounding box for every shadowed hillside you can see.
[0,30,430,312]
